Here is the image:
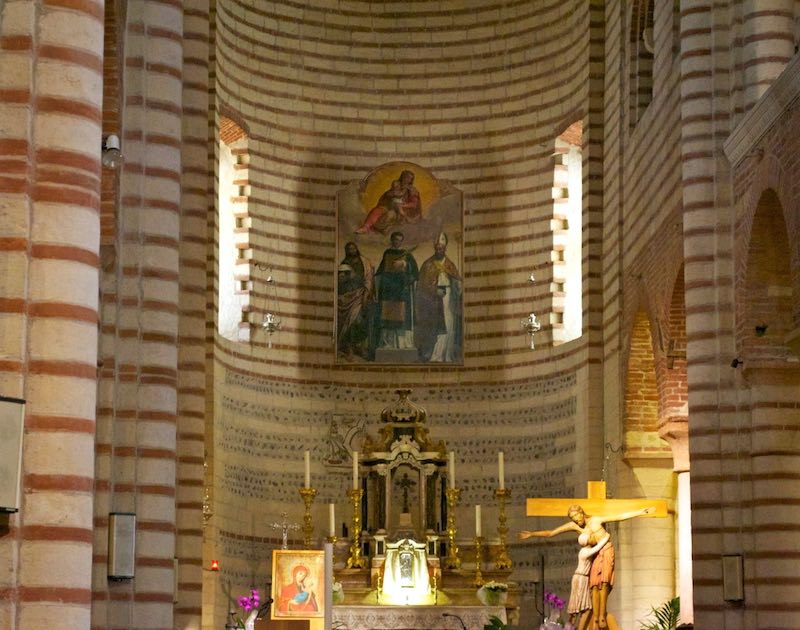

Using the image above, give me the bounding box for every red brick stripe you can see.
[29,302,98,323]
[26,415,95,433]
[31,244,100,268]
[28,360,97,379]
[25,474,94,492]
[23,525,93,543]
[36,96,101,122]
[38,44,103,73]
[18,586,92,605]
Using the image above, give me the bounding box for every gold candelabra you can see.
[444,487,461,570]
[299,487,317,549]
[474,536,484,587]
[346,488,366,569]
[494,488,512,570]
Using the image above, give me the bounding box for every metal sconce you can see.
[259,272,281,347]
[102,134,122,170]
[521,274,542,349]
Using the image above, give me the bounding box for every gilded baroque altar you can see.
[332,390,519,626]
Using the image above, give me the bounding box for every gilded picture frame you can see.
[271,549,326,619]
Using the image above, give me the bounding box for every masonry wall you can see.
[207,1,603,626]
[600,1,684,626]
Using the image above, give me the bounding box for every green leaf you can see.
[638,597,680,630]
[483,614,508,630]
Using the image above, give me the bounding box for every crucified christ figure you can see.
[520,504,654,630]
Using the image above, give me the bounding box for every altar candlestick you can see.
[449,451,455,489]
[475,504,482,537]
[352,451,359,489]
[498,451,505,490]
[329,503,335,537]
[304,450,311,488]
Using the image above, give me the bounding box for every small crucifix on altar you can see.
[270,512,301,550]
[521,481,668,630]
[396,472,417,513]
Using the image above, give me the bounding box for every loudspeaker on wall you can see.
[0,396,25,513]
[108,512,136,579]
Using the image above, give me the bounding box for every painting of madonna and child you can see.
[336,162,464,365]
[271,550,325,619]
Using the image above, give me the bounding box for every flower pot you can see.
[477,586,507,607]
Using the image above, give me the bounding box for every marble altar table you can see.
[332,605,506,630]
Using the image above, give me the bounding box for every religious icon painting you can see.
[336,161,465,365]
[271,549,325,619]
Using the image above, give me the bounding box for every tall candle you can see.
[475,504,482,537]
[448,451,455,489]
[498,451,505,490]
[304,450,311,488]
[329,503,335,537]
[352,451,359,490]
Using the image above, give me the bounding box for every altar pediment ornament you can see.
[362,389,445,455]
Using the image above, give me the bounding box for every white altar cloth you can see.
[332,605,506,630]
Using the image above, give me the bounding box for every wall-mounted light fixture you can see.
[256,269,281,348]
[754,324,768,337]
[730,357,743,369]
[521,274,542,349]
[102,134,122,170]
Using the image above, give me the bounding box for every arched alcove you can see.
[625,310,660,455]
[616,307,676,627]
[739,189,793,364]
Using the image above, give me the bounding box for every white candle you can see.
[352,451,359,490]
[448,451,455,489]
[475,504,482,537]
[329,503,335,537]
[498,451,505,490]
[304,450,311,488]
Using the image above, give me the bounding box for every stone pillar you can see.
[742,0,796,108]
[92,0,185,627]
[679,2,738,628]
[0,1,104,629]
[175,2,210,628]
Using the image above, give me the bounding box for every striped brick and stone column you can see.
[679,2,738,628]
[0,0,104,628]
[91,1,185,627]
[175,2,211,628]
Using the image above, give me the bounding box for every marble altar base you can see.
[332,605,506,630]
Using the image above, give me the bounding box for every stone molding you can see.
[724,54,800,167]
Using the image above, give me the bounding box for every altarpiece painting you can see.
[336,162,464,365]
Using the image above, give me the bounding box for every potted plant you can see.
[539,590,566,630]
[484,614,509,630]
[477,580,509,606]
[638,596,680,630]
[332,581,345,605]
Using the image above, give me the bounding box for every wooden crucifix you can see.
[522,481,668,630]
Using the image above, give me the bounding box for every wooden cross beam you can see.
[526,481,668,519]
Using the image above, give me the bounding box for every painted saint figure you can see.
[355,170,422,234]
[337,242,374,360]
[277,564,318,613]
[374,231,419,350]
[520,504,654,630]
[414,232,461,362]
